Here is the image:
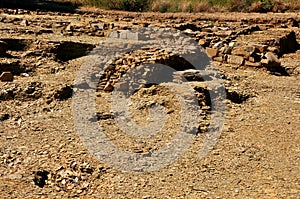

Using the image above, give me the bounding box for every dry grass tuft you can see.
[61,0,300,12]
[150,0,176,12]
[193,1,212,12]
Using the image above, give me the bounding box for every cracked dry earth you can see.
[0,8,299,198]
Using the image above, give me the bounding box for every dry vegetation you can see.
[62,0,300,12]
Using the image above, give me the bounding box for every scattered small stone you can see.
[198,39,207,46]
[65,24,74,31]
[20,73,29,77]
[20,19,29,26]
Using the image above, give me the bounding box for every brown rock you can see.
[0,72,14,82]
[245,61,261,67]
[213,56,223,62]
[227,55,245,66]
[206,47,219,58]
[231,47,251,58]
[198,39,206,46]
[248,57,256,63]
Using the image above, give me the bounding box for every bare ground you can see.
[0,7,299,198]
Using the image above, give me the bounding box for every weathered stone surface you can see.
[237,29,298,55]
[245,61,261,67]
[227,55,245,66]
[231,47,251,58]
[0,72,13,82]
[248,57,256,62]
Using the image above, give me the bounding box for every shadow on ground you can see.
[0,0,78,13]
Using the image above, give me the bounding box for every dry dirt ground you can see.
[0,7,299,199]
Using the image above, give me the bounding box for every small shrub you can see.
[260,0,274,11]
[272,0,289,12]
[228,0,248,11]
[64,0,300,12]
[250,1,264,12]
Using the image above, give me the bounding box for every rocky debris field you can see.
[0,7,299,198]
